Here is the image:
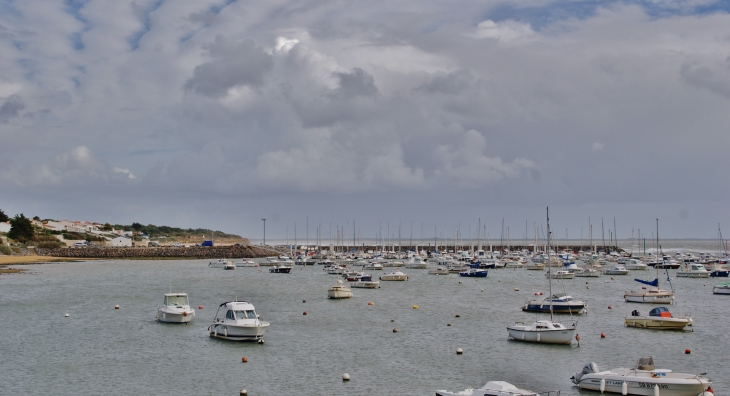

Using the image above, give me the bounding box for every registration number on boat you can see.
[637,383,668,389]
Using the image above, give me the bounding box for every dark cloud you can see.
[680,63,730,99]
[0,94,24,123]
[331,67,378,99]
[415,70,473,95]
[184,36,273,98]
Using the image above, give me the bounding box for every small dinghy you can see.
[156,293,195,323]
[350,280,380,288]
[208,301,269,342]
[459,268,488,277]
[269,265,292,273]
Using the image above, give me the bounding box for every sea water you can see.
[0,254,727,395]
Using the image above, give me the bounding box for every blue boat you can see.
[459,268,488,277]
[522,293,587,314]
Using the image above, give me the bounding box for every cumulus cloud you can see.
[0,95,24,123]
[470,19,536,44]
[184,36,274,98]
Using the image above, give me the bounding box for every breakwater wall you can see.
[278,245,625,253]
[36,245,278,260]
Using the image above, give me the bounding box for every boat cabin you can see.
[648,307,672,318]
[163,293,189,307]
[214,302,260,323]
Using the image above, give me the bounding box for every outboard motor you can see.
[571,362,599,384]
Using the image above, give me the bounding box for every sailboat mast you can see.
[547,207,553,320]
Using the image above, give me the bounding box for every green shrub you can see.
[0,245,11,255]
[37,241,63,249]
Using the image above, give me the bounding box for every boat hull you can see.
[522,303,586,314]
[327,290,353,298]
[676,272,709,278]
[577,375,710,396]
[712,286,730,294]
[349,281,380,288]
[208,322,268,341]
[624,317,692,330]
[156,308,195,323]
[506,327,575,344]
[624,291,674,304]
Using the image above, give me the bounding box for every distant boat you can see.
[624,307,692,330]
[269,265,292,273]
[156,293,195,323]
[459,268,488,277]
[522,293,586,314]
[603,266,629,275]
[380,270,408,281]
[676,263,710,278]
[712,281,730,295]
[327,280,353,299]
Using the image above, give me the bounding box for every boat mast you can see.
[547,207,553,320]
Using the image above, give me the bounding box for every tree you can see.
[8,214,34,243]
[101,223,113,231]
[132,222,143,231]
[0,209,8,223]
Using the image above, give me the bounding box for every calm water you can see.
[1,257,727,395]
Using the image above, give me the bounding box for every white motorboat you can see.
[260,257,280,266]
[507,208,576,345]
[625,259,648,270]
[676,263,710,278]
[326,264,347,274]
[363,262,384,271]
[428,266,449,275]
[380,270,408,281]
[574,267,601,277]
[295,257,311,265]
[436,381,555,396]
[208,258,230,268]
[624,307,692,330]
[624,288,675,304]
[328,280,353,299]
[208,301,269,342]
[405,256,429,269]
[223,261,235,270]
[712,281,730,294]
[156,293,195,323]
[524,262,545,270]
[383,260,405,267]
[546,270,574,279]
[504,260,525,268]
[315,259,334,266]
[236,259,257,267]
[603,266,629,275]
[350,280,380,288]
[278,254,290,260]
[571,356,712,396]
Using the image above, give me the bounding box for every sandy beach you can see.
[0,256,84,265]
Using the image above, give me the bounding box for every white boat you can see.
[504,260,525,268]
[350,280,380,288]
[208,301,269,342]
[676,263,710,278]
[315,259,334,266]
[428,266,449,275]
[624,307,692,330]
[624,288,675,304]
[208,258,231,268]
[235,259,257,267]
[522,293,587,315]
[278,254,290,260]
[405,256,429,269]
[571,356,712,396]
[546,270,574,279]
[363,262,384,271]
[380,270,408,281]
[295,257,311,265]
[507,208,576,345]
[603,266,629,275]
[712,281,730,294]
[625,259,648,270]
[524,262,545,271]
[260,257,279,266]
[436,381,555,396]
[384,260,405,267]
[223,261,235,270]
[574,267,601,277]
[156,293,195,323]
[326,264,347,275]
[327,280,353,299]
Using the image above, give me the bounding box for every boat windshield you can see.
[234,310,257,319]
[164,295,188,306]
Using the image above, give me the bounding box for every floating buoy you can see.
[608,306,612,309]
[240,390,248,395]
[456,348,463,355]
[241,356,248,363]
[198,305,204,310]
[455,314,460,318]
[481,289,484,292]
[367,301,374,306]
[498,280,501,282]
[601,332,606,338]
[458,281,461,284]
[447,323,451,326]
[685,349,691,354]
[342,373,350,381]
[114,305,120,309]
[412,305,419,309]
[393,328,397,333]
[303,312,307,315]
[576,334,581,342]
[514,288,519,291]
[302,300,306,303]
[64,313,70,317]
[390,319,394,322]
[586,282,588,284]
[642,286,647,289]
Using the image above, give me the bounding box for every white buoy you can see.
[456,348,463,354]
[622,381,628,395]
[600,379,606,393]
[240,389,247,395]
[342,373,350,381]
[653,384,660,396]
[64,313,70,317]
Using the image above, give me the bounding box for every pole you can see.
[261,218,267,246]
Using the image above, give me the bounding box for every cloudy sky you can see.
[1,0,729,241]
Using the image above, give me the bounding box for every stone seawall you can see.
[36,245,278,260]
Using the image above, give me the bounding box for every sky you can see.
[1,0,729,242]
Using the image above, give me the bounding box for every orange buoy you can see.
[393,328,397,333]
[576,334,581,342]
[303,311,307,315]
[601,332,606,338]
[242,356,248,363]
[114,305,120,309]
[685,349,691,354]
[302,300,306,303]
[198,305,204,310]
[367,301,374,306]
[608,306,612,309]
[183,311,187,317]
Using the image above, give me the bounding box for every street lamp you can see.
[262,218,267,246]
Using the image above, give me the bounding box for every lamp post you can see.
[262,218,267,246]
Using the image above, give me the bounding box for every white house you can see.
[110,237,132,247]
[0,222,10,233]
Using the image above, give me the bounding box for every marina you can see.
[1,241,728,395]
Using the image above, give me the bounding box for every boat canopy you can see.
[649,307,670,317]
[634,278,659,287]
[636,356,655,371]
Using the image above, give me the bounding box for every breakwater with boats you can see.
[34,245,277,259]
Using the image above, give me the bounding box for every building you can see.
[109,237,132,247]
[0,222,10,233]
